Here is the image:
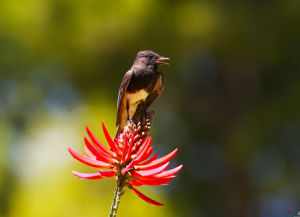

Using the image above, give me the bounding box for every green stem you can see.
[109,176,125,217]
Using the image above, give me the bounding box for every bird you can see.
[115,50,169,138]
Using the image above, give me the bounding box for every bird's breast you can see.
[126,89,149,104]
[126,89,149,120]
[127,70,159,92]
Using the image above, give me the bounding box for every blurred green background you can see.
[0,0,299,216]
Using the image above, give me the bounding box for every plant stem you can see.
[109,176,125,217]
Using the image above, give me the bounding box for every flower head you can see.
[68,116,182,206]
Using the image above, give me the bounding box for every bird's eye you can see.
[148,55,153,60]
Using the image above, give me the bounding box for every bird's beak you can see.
[155,57,170,65]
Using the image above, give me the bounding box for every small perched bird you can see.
[115,50,169,138]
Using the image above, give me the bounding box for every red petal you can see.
[129,180,143,186]
[138,146,153,163]
[136,148,178,170]
[86,126,114,157]
[84,145,96,159]
[153,165,183,178]
[68,146,112,169]
[122,160,135,175]
[84,136,114,164]
[146,146,153,155]
[98,169,116,177]
[72,171,103,179]
[133,162,170,177]
[125,132,136,162]
[135,137,152,163]
[131,187,164,206]
[135,165,183,180]
[122,133,128,164]
[135,137,151,156]
[135,177,174,185]
[139,154,158,165]
[102,122,121,155]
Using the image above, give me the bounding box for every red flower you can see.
[68,121,182,206]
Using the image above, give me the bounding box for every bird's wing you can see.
[116,69,134,126]
[133,73,164,118]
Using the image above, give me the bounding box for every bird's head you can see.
[134,50,169,70]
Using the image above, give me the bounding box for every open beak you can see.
[155,57,170,65]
